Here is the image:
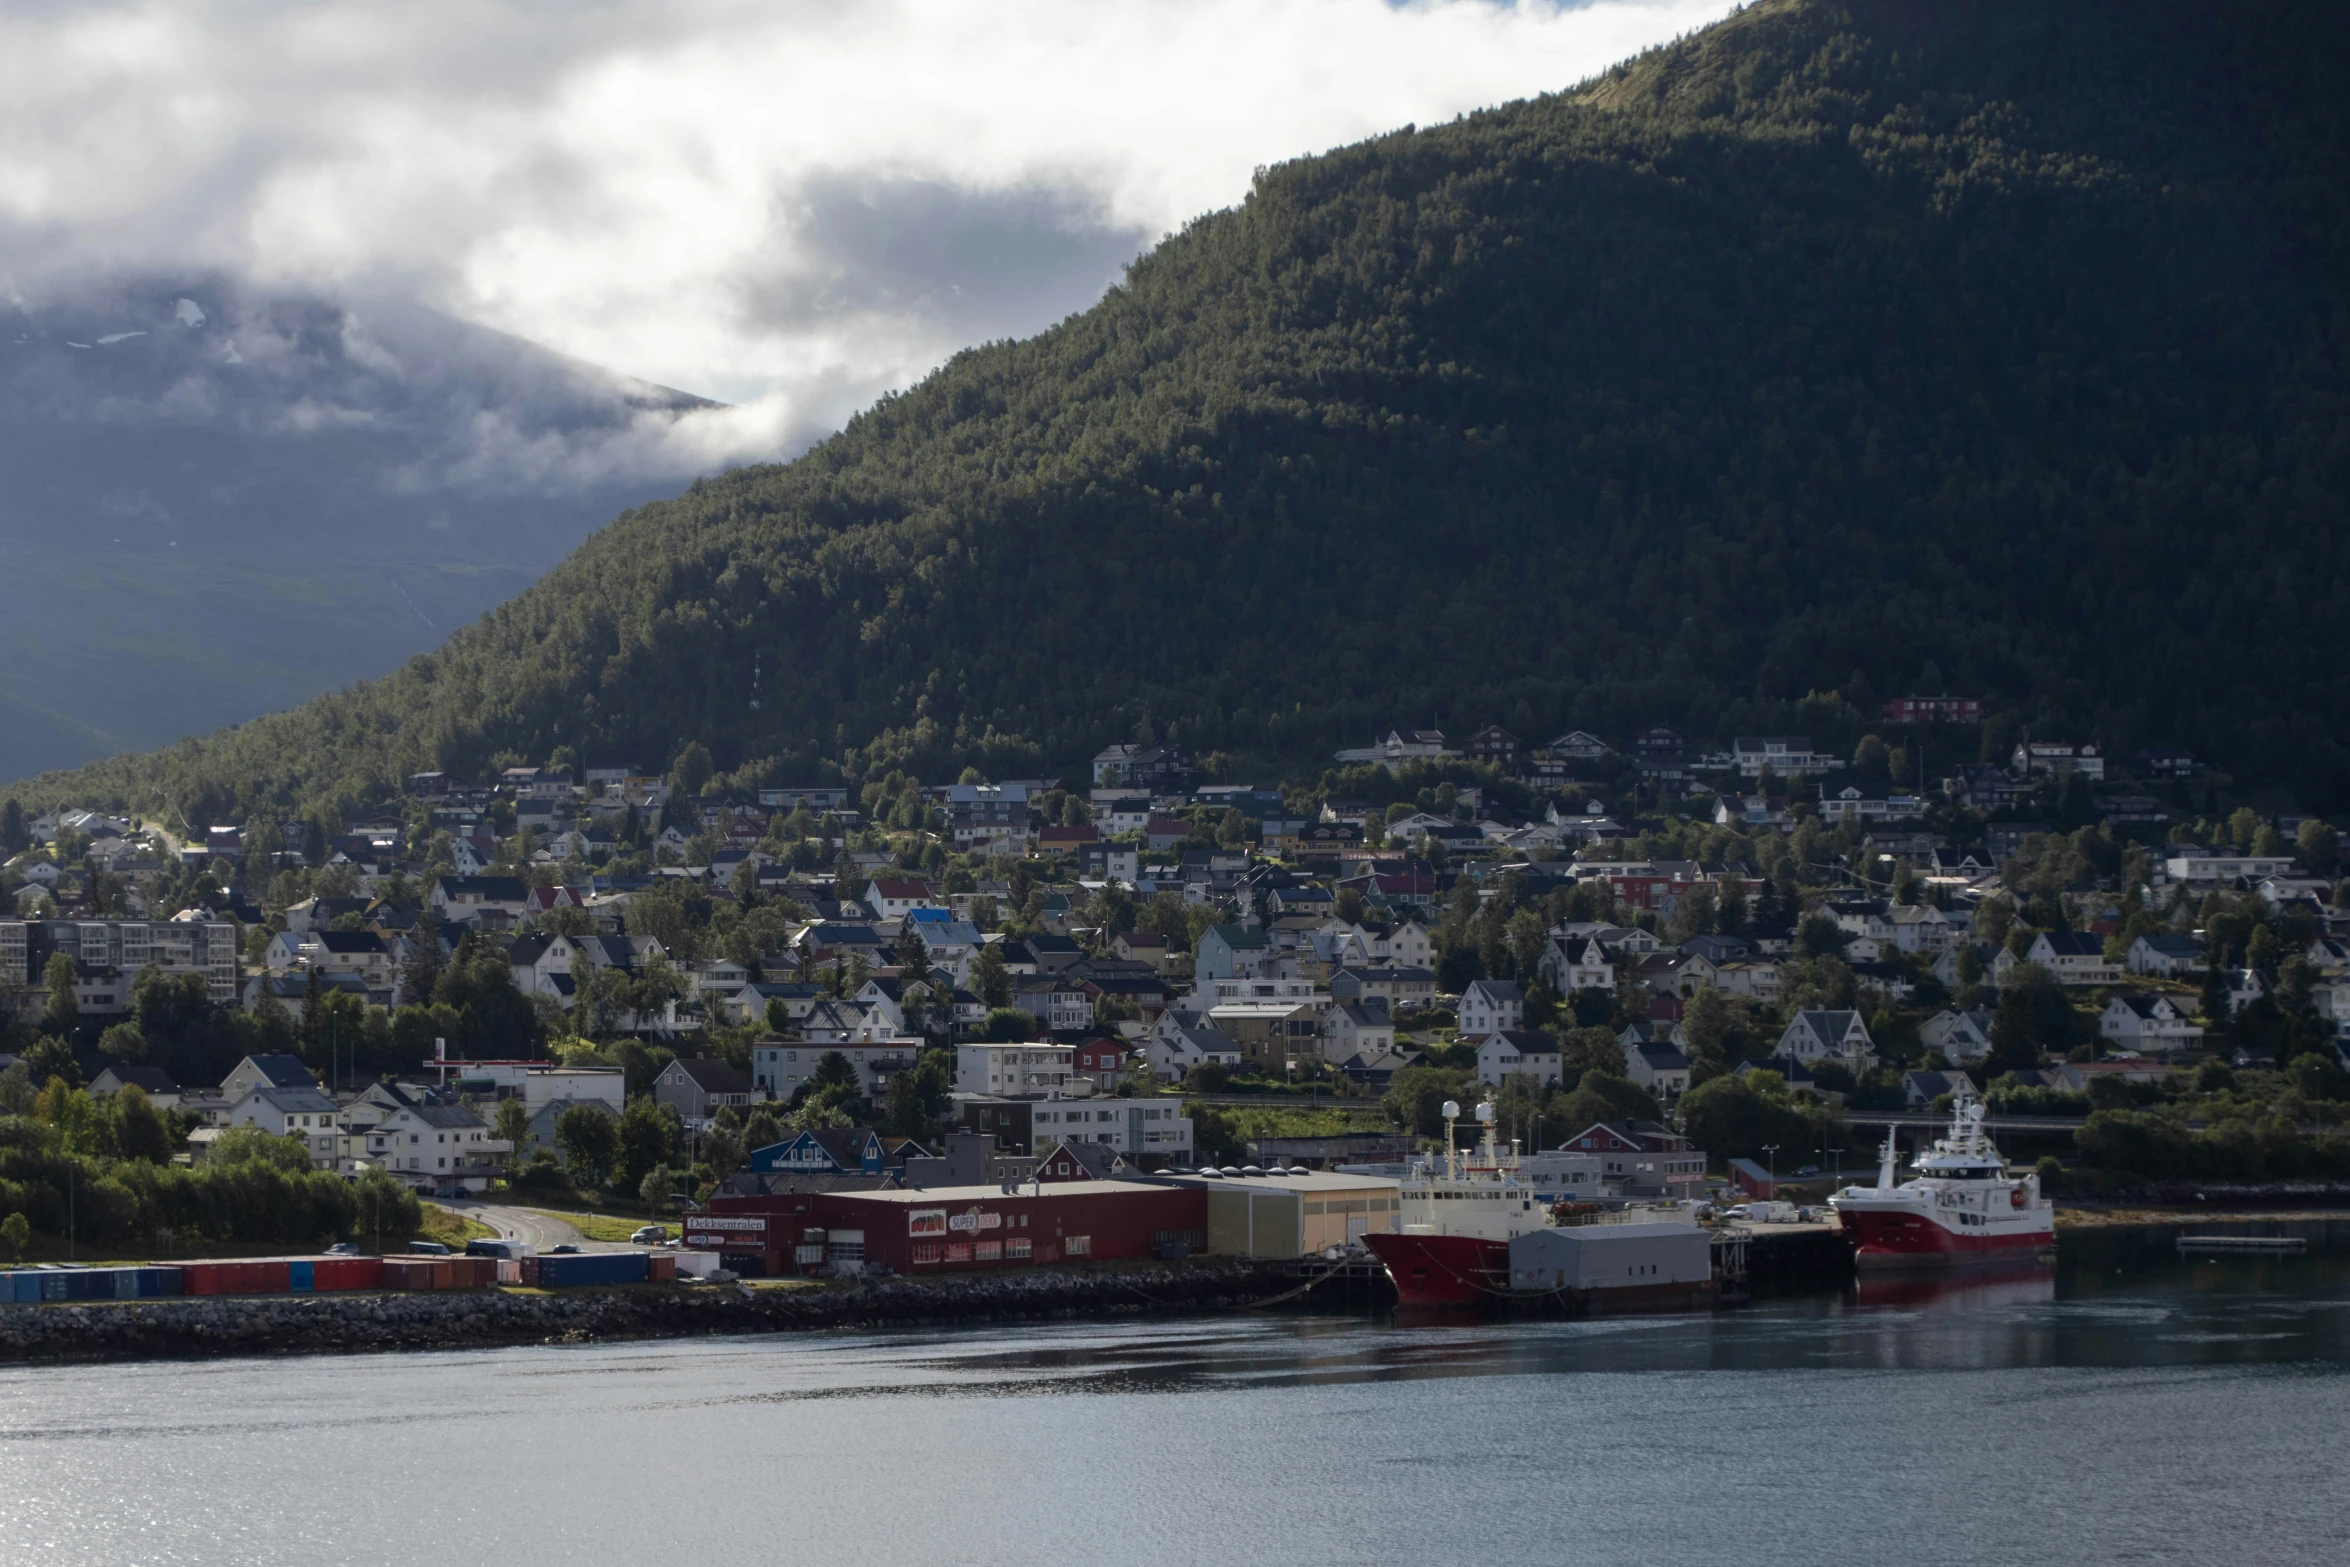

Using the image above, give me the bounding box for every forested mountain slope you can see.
[18,0,2350,821]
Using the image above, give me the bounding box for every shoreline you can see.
[0,1259,1287,1367]
[2055,1206,2350,1230]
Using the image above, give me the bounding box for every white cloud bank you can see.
[1,0,1735,475]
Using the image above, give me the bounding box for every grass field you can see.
[418,1206,499,1248]
[533,1210,662,1245]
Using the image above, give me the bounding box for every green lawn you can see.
[532,1210,659,1245]
[418,1206,499,1247]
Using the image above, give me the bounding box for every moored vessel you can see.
[1360,1101,1561,1304]
[1830,1097,2054,1269]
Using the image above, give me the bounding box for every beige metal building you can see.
[1164,1170,1403,1258]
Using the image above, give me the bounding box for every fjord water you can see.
[2,1226,2344,1566]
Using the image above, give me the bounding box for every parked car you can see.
[405,1240,451,1256]
[549,1243,581,1255]
[630,1225,667,1245]
[324,1243,364,1256]
[1795,1164,1820,1176]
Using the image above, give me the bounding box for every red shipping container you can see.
[312,1257,383,1292]
[517,1256,541,1287]
[380,1258,435,1291]
[646,1252,677,1282]
[250,1261,291,1294]
[181,1262,231,1296]
[429,1259,455,1289]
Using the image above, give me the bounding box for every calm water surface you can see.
[2,1224,2346,1565]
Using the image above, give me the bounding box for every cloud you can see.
[0,0,1734,474]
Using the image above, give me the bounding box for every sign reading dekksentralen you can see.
[683,1215,768,1249]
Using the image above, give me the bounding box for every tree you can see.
[1796,914,1846,959]
[493,1097,532,1169]
[2295,819,2339,877]
[209,1124,315,1173]
[1382,1063,1476,1141]
[399,934,444,1009]
[894,922,930,974]
[615,1095,682,1192]
[0,798,26,855]
[1682,985,1737,1080]
[0,1211,27,1263]
[1678,1073,1821,1164]
[671,741,715,801]
[971,942,1012,1010]
[107,1084,174,1164]
[555,1103,619,1189]
[1988,963,2076,1071]
[42,952,79,1038]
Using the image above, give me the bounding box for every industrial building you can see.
[685,1179,1206,1276]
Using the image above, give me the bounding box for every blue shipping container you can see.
[147,1267,183,1297]
[535,1251,648,1288]
[0,1271,35,1304]
[288,1261,314,1292]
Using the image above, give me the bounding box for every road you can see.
[430,1200,634,1253]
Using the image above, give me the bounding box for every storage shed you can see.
[1508,1222,1711,1293]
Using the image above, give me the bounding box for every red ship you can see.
[1360,1100,1589,1307]
[1830,1099,2054,1268]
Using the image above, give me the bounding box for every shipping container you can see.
[1,1271,40,1304]
[248,1261,291,1295]
[496,1258,523,1285]
[380,1257,438,1290]
[287,1260,315,1292]
[646,1252,677,1282]
[533,1250,649,1288]
[312,1257,384,1292]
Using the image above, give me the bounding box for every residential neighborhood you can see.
[2,711,2346,1237]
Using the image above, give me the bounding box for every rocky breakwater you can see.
[0,1258,1281,1365]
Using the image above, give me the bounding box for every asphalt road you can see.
[432,1200,635,1254]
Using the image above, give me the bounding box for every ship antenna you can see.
[1442,1100,1461,1181]
[1875,1123,1897,1191]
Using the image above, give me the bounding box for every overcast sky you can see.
[1,0,1734,470]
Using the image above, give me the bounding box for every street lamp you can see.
[1763,1144,1780,1186]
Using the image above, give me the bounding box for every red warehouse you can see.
[685,1180,1206,1276]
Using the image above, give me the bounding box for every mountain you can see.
[0,280,737,775]
[14,0,2350,822]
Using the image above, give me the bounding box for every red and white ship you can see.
[1830,1097,2054,1268]
[1362,1100,1600,1306]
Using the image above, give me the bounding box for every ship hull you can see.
[1834,1206,2053,1269]
[1361,1232,1509,1306]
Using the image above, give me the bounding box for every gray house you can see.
[652,1057,757,1124]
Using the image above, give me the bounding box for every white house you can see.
[1919,1007,1994,1063]
[955,1042,1075,1095]
[2020,931,2123,987]
[2099,993,2205,1055]
[1774,1009,1876,1071]
[1320,1000,1395,1065]
[1142,1021,1243,1082]
[2128,934,2206,977]
[222,1084,344,1168]
[1733,736,1829,777]
[362,1102,505,1192]
[1475,1029,1563,1088]
[1623,1040,1692,1101]
[1457,979,1524,1040]
[1538,933,1616,994]
[1027,1101,1195,1160]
